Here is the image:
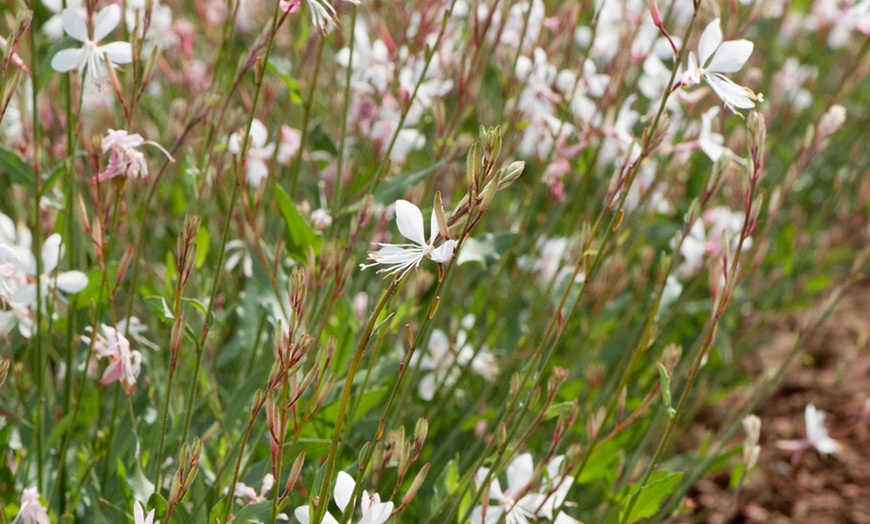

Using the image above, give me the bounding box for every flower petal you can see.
[334,471,356,512]
[55,270,88,293]
[249,119,269,148]
[61,8,89,42]
[93,4,121,42]
[101,41,133,64]
[706,73,756,109]
[706,40,753,74]
[697,18,722,66]
[428,239,456,263]
[51,47,87,72]
[506,453,534,495]
[394,200,426,246]
[41,234,63,275]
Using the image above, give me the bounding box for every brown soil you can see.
[684,282,870,523]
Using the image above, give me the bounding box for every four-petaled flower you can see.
[294,471,393,524]
[98,129,174,182]
[361,200,456,280]
[16,487,50,524]
[227,119,299,188]
[50,5,133,89]
[472,454,579,524]
[683,18,762,111]
[83,323,142,395]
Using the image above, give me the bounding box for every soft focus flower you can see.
[471,453,547,524]
[682,18,762,110]
[50,5,133,88]
[0,231,88,338]
[294,471,393,524]
[804,404,842,455]
[83,323,142,395]
[228,119,299,188]
[133,501,155,524]
[415,322,496,401]
[16,488,50,524]
[743,414,762,469]
[236,474,289,520]
[360,200,456,280]
[42,0,86,40]
[97,129,173,181]
[776,404,842,457]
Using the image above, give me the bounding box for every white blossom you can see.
[50,5,133,89]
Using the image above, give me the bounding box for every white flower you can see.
[16,487,50,524]
[361,200,456,280]
[471,453,547,524]
[133,501,155,524]
[683,18,761,111]
[236,474,289,520]
[228,119,298,188]
[698,107,727,162]
[415,325,496,401]
[0,231,88,338]
[805,404,842,455]
[42,0,86,40]
[294,471,393,524]
[50,5,133,88]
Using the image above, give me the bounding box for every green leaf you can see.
[265,61,303,105]
[144,296,175,322]
[195,223,210,269]
[657,362,675,417]
[373,158,449,207]
[308,124,338,156]
[275,185,322,261]
[233,500,273,523]
[0,146,36,196]
[456,232,519,267]
[620,470,683,524]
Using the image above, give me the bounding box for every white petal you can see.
[93,4,121,42]
[246,159,269,188]
[697,18,722,66]
[470,506,505,524]
[394,200,426,246]
[417,373,436,401]
[506,453,534,495]
[61,8,89,42]
[41,233,63,275]
[706,73,755,109]
[101,41,133,64]
[249,119,269,148]
[706,40,753,74]
[429,207,439,244]
[55,271,88,293]
[428,240,456,263]
[334,471,356,512]
[51,47,87,72]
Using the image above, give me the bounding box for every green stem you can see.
[314,278,401,524]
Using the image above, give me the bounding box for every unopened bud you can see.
[497,161,525,189]
[402,463,430,506]
[496,422,507,450]
[742,414,761,469]
[285,452,305,494]
[434,192,449,240]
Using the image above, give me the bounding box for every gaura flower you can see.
[804,404,842,455]
[682,18,762,111]
[133,501,155,524]
[471,453,547,524]
[227,119,299,188]
[82,323,142,395]
[97,129,174,182]
[360,200,456,280]
[294,471,393,524]
[50,5,133,88]
[776,404,843,457]
[16,487,50,524]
